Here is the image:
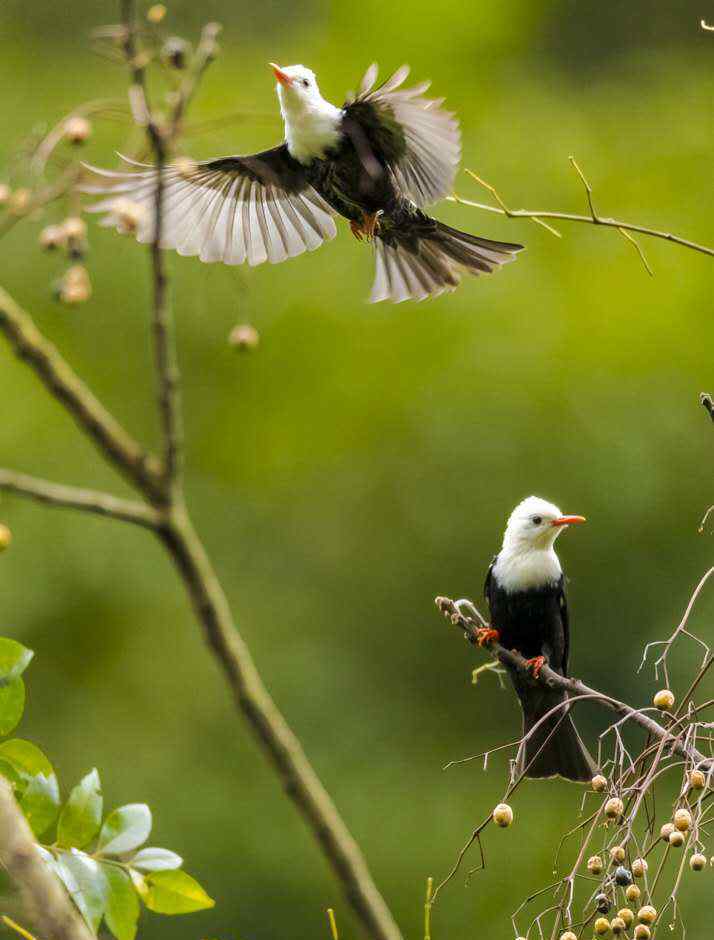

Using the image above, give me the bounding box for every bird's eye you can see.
[302,79,310,87]
[532,515,543,525]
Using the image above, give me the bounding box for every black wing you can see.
[342,64,461,208]
[556,574,570,676]
[483,556,496,610]
[82,145,336,265]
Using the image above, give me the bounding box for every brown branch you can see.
[450,161,714,262]
[0,777,94,940]
[0,468,160,528]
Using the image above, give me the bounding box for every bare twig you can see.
[0,777,94,940]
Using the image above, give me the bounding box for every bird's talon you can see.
[349,220,364,241]
[524,655,546,679]
[475,627,500,648]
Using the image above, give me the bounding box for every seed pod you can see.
[674,808,692,832]
[229,324,260,351]
[147,3,167,22]
[690,852,706,871]
[668,830,685,847]
[617,909,634,928]
[660,822,675,841]
[0,524,11,552]
[587,855,604,875]
[689,770,706,790]
[591,774,607,792]
[614,866,633,887]
[39,224,66,250]
[631,858,648,878]
[610,917,626,935]
[559,932,577,940]
[595,893,611,914]
[64,116,91,144]
[605,798,624,819]
[492,803,513,828]
[633,926,650,940]
[637,906,657,925]
[610,845,625,863]
[594,917,611,936]
[625,885,641,903]
[653,688,674,711]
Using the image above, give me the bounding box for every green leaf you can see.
[98,804,152,856]
[0,738,53,781]
[57,850,108,932]
[0,638,33,686]
[144,870,214,915]
[58,769,102,848]
[103,864,139,940]
[131,847,182,872]
[21,771,60,836]
[0,679,25,737]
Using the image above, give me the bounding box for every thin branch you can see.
[448,161,714,261]
[0,469,159,529]
[0,286,164,501]
[0,777,94,940]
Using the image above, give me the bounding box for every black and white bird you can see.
[82,62,523,303]
[481,496,597,782]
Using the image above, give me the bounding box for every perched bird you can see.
[82,63,523,302]
[480,496,597,782]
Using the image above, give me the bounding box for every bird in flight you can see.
[83,63,523,303]
[480,496,597,782]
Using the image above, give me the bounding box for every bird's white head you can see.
[269,63,342,164]
[494,496,586,592]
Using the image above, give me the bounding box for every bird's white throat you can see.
[278,92,343,165]
[492,544,562,593]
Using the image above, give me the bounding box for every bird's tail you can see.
[519,692,597,783]
[370,219,523,303]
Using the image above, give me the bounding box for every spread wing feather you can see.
[81,145,337,266]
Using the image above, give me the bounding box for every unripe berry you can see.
[689,769,706,790]
[0,524,11,552]
[64,116,91,144]
[0,183,10,205]
[62,216,86,241]
[669,830,685,847]
[147,3,167,22]
[625,885,641,903]
[9,188,30,213]
[587,855,604,875]
[660,822,675,841]
[610,917,626,935]
[610,845,625,863]
[614,866,632,887]
[605,798,624,819]
[653,688,674,711]
[674,808,692,831]
[39,224,66,250]
[162,36,190,69]
[492,803,513,827]
[631,858,648,878]
[229,323,260,351]
[591,774,607,792]
[594,916,610,935]
[633,926,650,940]
[559,932,577,940]
[690,852,706,871]
[637,906,657,925]
[617,909,634,928]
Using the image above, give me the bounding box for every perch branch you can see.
[0,777,94,940]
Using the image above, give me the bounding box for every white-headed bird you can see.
[483,496,597,782]
[82,63,523,303]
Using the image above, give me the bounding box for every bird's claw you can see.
[524,655,546,679]
[350,211,381,242]
[475,627,500,648]
[350,220,364,241]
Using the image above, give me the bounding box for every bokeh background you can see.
[2,1,714,937]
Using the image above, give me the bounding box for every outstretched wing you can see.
[343,64,461,208]
[81,145,337,266]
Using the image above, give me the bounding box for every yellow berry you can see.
[605,798,624,819]
[653,689,674,711]
[626,885,641,903]
[633,926,650,940]
[610,845,625,862]
[0,183,10,205]
[39,224,66,250]
[62,216,86,240]
[637,906,657,925]
[560,933,577,940]
[631,858,648,878]
[689,770,706,790]
[587,855,604,875]
[660,822,674,841]
[229,323,260,350]
[64,116,91,144]
[617,909,634,928]
[492,803,513,827]
[674,808,692,832]
[591,774,607,792]
[610,917,626,935]
[594,916,611,935]
[690,852,706,871]
[0,524,11,552]
[669,830,685,847]
[147,3,167,22]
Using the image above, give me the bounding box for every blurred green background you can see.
[2,1,714,938]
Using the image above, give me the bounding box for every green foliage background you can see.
[2,1,714,937]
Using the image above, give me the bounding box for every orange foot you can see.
[524,655,546,679]
[475,627,500,648]
[350,211,382,242]
[350,220,364,242]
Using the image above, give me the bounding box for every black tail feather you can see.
[519,696,597,783]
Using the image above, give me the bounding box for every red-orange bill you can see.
[551,515,586,527]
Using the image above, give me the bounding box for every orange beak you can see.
[551,515,586,527]
[269,63,293,87]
